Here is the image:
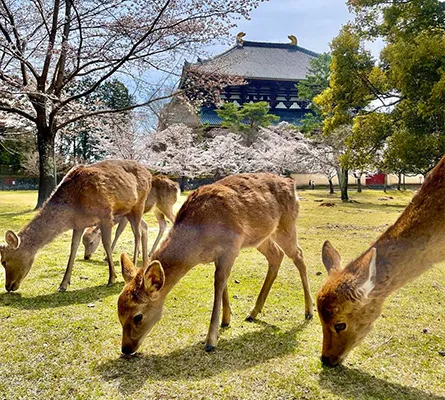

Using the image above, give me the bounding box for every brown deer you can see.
[82,175,179,260]
[117,173,314,354]
[317,155,445,367]
[0,160,151,292]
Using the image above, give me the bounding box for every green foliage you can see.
[316,1,445,175]
[216,101,279,145]
[314,25,379,134]
[297,53,332,101]
[60,78,134,162]
[0,134,35,173]
[346,113,395,170]
[97,79,135,110]
[297,53,332,133]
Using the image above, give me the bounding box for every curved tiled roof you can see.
[191,41,318,81]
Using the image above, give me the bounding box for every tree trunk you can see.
[328,178,334,194]
[357,175,362,193]
[397,172,402,191]
[36,126,57,208]
[178,175,187,192]
[383,174,388,193]
[403,174,406,190]
[338,168,349,202]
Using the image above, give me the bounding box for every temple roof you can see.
[189,40,318,82]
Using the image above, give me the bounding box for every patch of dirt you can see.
[319,202,336,207]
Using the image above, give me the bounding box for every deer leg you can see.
[205,253,236,352]
[275,231,314,320]
[111,217,129,252]
[149,209,167,257]
[246,238,284,322]
[58,229,84,292]
[140,219,148,266]
[221,284,231,328]
[101,221,117,287]
[163,208,176,225]
[127,214,142,266]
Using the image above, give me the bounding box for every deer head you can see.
[82,227,101,260]
[0,230,35,292]
[117,253,166,355]
[317,241,382,367]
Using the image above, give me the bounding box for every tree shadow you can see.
[0,282,124,310]
[0,209,35,218]
[319,364,445,400]
[342,202,406,211]
[97,320,310,395]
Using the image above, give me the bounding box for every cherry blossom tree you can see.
[142,124,205,189]
[0,0,265,206]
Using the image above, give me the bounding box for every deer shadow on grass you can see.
[0,282,124,310]
[319,364,445,400]
[97,320,310,395]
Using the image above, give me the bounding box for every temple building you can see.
[160,33,319,129]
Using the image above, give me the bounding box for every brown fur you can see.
[117,173,314,354]
[0,160,151,292]
[318,155,445,367]
[82,175,179,259]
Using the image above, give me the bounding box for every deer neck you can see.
[370,189,445,299]
[153,228,203,294]
[18,202,73,254]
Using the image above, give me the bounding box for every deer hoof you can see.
[305,312,314,320]
[221,322,230,328]
[106,282,115,287]
[205,344,216,352]
[245,315,255,322]
[58,286,67,292]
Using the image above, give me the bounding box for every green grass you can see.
[0,188,444,399]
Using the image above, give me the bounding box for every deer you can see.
[82,175,179,261]
[0,160,151,292]
[317,154,445,367]
[117,173,314,355]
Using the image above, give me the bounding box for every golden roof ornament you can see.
[288,35,298,46]
[236,32,246,46]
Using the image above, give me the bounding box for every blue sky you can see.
[205,0,383,58]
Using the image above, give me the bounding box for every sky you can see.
[204,0,384,59]
[143,0,384,107]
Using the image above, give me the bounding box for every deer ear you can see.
[143,260,165,298]
[356,247,377,300]
[322,241,342,274]
[5,231,20,250]
[120,253,138,284]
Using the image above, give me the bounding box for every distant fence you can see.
[0,176,39,190]
[0,173,422,193]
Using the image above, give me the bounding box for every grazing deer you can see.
[0,160,151,292]
[83,175,179,260]
[318,155,445,367]
[117,173,314,355]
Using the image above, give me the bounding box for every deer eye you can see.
[334,323,346,333]
[133,314,143,324]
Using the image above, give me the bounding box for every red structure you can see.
[366,173,386,186]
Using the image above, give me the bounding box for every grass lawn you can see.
[0,188,444,399]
